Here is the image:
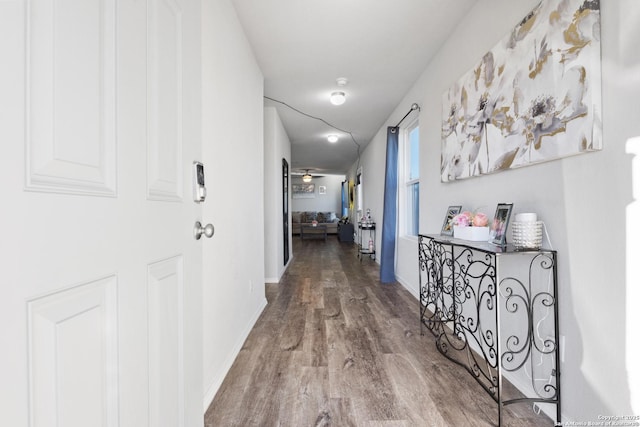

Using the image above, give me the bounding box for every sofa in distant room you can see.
[291,211,339,235]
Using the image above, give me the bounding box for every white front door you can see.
[0,0,204,426]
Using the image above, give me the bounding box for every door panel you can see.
[147,0,184,202]
[26,0,117,196]
[27,276,119,427]
[0,0,203,425]
[148,256,184,427]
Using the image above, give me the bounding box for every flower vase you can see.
[454,226,490,241]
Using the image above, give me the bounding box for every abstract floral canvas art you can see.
[441,0,601,182]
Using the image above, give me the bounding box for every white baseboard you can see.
[202,297,268,412]
[394,272,419,300]
[265,255,292,284]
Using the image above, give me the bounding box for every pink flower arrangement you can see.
[452,211,489,227]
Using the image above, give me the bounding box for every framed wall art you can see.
[441,0,602,182]
[292,183,315,199]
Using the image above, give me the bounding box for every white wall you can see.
[291,174,344,213]
[264,107,292,283]
[201,0,267,410]
[344,135,387,273]
[353,0,640,421]
[558,0,639,417]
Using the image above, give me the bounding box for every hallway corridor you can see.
[204,237,552,426]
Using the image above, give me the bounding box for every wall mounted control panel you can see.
[193,161,206,203]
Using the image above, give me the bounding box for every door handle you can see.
[194,221,215,240]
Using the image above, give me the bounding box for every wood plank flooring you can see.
[204,237,553,426]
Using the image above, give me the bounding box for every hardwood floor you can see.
[204,237,552,426]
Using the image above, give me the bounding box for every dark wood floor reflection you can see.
[204,237,552,426]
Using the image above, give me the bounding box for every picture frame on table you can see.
[440,205,462,236]
[489,203,513,246]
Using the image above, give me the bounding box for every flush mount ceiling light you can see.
[330,91,346,105]
[302,170,312,182]
[330,77,348,106]
[327,134,339,143]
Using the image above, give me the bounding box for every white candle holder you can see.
[512,220,543,250]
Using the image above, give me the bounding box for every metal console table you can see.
[418,234,560,426]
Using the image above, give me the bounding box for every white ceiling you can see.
[230,0,478,175]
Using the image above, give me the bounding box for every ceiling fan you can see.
[290,169,325,182]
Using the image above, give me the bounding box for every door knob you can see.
[194,221,215,240]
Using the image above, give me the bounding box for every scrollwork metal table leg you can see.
[417,236,560,426]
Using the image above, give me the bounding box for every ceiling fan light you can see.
[327,134,339,143]
[302,170,312,182]
[330,91,346,106]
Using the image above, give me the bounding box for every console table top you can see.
[420,233,556,255]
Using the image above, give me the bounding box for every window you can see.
[401,121,419,236]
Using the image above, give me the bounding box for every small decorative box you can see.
[454,226,490,241]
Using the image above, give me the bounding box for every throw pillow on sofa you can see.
[318,212,337,223]
[301,212,317,223]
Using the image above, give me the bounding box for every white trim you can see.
[265,254,292,284]
[202,297,268,412]
[395,272,419,300]
[398,118,420,239]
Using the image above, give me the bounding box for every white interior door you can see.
[0,0,204,426]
